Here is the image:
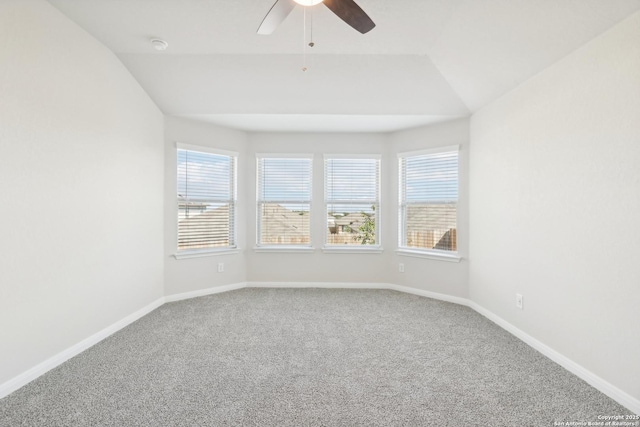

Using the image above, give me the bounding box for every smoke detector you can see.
[150,39,168,51]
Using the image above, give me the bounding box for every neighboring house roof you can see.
[434,229,456,251]
[334,212,373,228]
[405,203,456,231]
[260,203,309,238]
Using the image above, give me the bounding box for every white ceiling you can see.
[48,0,640,132]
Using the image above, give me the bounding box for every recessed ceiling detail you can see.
[182,114,463,133]
[47,0,640,132]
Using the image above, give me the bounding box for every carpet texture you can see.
[0,288,632,426]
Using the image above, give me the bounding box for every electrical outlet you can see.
[516,293,523,310]
[399,263,405,273]
[217,263,224,273]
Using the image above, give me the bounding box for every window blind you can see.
[325,156,380,246]
[257,156,312,246]
[177,148,236,251]
[399,147,458,252]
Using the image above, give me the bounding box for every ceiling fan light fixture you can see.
[293,0,323,6]
[258,0,375,35]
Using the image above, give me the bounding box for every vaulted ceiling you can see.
[47,0,640,132]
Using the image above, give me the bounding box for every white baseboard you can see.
[246,282,468,308]
[387,283,470,306]
[467,301,640,415]
[246,281,389,290]
[0,296,164,400]
[3,282,638,414]
[164,282,247,303]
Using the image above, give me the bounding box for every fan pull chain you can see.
[302,6,316,72]
[302,7,307,71]
[309,6,315,48]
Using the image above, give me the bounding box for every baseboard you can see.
[3,282,638,414]
[246,281,389,289]
[387,283,470,306]
[0,296,164,400]
[245,282,469,307]
[164,282,247,303]
[467,301,640,415]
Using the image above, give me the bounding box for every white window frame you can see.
[174,143,238,259]
[255,153,314,252]
[397,145,461,262]
[323,154,383,254]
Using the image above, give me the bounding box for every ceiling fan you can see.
[257,0,375,35]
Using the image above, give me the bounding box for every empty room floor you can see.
[0,288,630,426]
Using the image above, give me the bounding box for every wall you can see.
[389,119,470,298]
[164,117,248,296]
[0,0,164,387]
[469,11,640,404]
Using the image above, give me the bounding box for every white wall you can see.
[389,119,470,298]
[469,11,640,403]
[0,0,164,386]
[164,117,248,296]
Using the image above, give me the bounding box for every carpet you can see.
[0,288,632,426]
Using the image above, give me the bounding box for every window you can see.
[399,146,459,257]
[256,155,313,247]
[325,155,380,247]
[176,144,237,254]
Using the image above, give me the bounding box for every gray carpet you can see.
[0,288,632,426]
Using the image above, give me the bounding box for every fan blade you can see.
[323,0,375,34]
[257,0,297,35]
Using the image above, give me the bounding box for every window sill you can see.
[322,246,384,254]
[174,248,240,260]
[253,246,316,254]
[396,249,461,263]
